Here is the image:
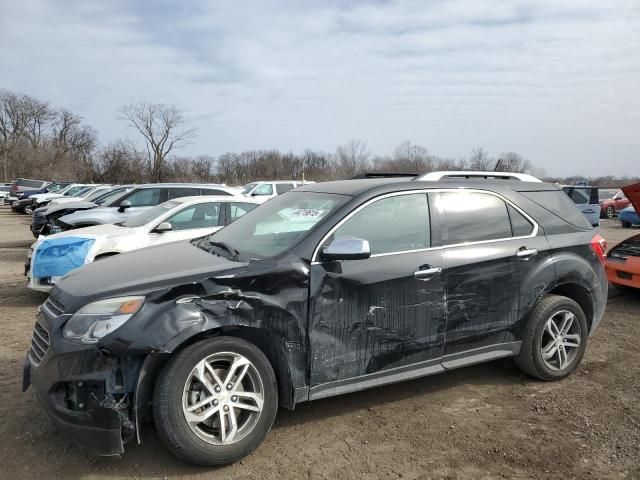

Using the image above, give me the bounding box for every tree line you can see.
[1,88,637,187]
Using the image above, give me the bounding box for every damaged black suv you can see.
[23,177,608,465]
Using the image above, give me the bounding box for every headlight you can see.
[63,296,145,344]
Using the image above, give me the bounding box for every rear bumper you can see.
[605,258,640,289]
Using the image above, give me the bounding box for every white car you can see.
[26,196,260,292]
[241,180,315,203]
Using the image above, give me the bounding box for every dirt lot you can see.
[0,207,638,480]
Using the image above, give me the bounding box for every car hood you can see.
[44,201,98,215]
[40,223,136,242]
[622,183,640,213]
[52,240,247,311]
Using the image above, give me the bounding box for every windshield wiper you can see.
[208,240,240,261]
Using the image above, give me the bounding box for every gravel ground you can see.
[0,207,638,480]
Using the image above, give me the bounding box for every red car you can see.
[605,183,640,289]
[600,189,631,219]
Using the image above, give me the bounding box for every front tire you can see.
[153,336,278,466]
[515,295,588,381]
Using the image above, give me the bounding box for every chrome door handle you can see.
[413,266,442,279]
[516,248,538,259]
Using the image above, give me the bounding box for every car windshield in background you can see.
[204,191,346,258]
[241,183,258,194]
[121,201,181,228]
[94,189,125,205]
[0,186,9,192]
[562,186,599,205]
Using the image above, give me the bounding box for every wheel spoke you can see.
[557,345,568,369]
[204,361,224,387]
[223,355,251,387]
[542,341,558,360]
[218,407,227,442]
[193,360,218,395]
[184,403,220,427]
[563,334,581,348]
[545,320,559,339]
[225,408,239,444]
[559,312,575,334]
[186,395,215,412]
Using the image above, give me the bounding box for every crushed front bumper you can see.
[22,304,141,456]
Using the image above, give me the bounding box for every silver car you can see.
[56,183,243,231]
[561,185,600,227]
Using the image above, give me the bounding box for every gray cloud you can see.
[1,0,639,175]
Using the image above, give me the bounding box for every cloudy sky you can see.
[2,0,639,176]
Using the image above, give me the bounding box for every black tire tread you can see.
[153,336,278,466]
[515,294,587,381]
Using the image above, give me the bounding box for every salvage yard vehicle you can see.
[619,206,640,228]
[23,176,608,466]
[600,189,630,219]
[31,186,133,237]
[561,185,600,227]
[52,183,242,232]
[26,196,260,292]
[0,184,10,204]
[605,182,640,288]
[241,180,314,203]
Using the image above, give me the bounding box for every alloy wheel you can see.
[540,310,582,371]
[182,352,264,446]
[606,206,615,219]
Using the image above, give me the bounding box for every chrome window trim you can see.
[311,188,539,264]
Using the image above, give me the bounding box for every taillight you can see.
[590,234,607,266]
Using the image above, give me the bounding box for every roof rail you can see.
[349,172,418,179]
[416,171,542,183]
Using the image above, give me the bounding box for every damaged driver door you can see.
[308,192,447,397]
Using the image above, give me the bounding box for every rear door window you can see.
[201,188,233,196]
[124,188,162,207]
[507,205,534,237]
[229,202,259,222]
[438,191,512,245]
[166,187,200,200]
[275,183,295,195]
[166,202,221,230]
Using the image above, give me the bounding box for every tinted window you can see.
[508,205,534,237]
[562,187,598,205]
[124,188,162,207]
[63,186,87,196]
[521,191,592,229]
[201,188,232,196]
[17,179,45,188]
[275,183,294,195]
[229,202,258,222]
[254,184,273,196]
[166,187,199,200]
[439,192,512,244]
[333,193,430,255]
[166,202,221,230]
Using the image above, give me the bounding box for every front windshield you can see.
[205,191,347,258]
[62,185,85,196]
[47,183,67,192]
[241,183,258,195]
[85,188,110,202]
[121,200,181,228]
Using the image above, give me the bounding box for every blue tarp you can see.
[33,237,95,278]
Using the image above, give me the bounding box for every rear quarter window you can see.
[521,190,592,229]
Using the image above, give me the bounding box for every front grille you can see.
[29,320,50,366]
[42,296,65,317]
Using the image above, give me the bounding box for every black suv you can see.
[23,178,608,465]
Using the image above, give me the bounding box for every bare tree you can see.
[467,147,494,170]
[392,141,433,173]
[495,151,531,173]
[120,103,196,182]
[335,138,370,177]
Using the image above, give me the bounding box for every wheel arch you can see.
[545,282,594,331]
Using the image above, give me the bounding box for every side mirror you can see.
[118,200,132,213]
[153,222,173,233]
[320,237,371,261]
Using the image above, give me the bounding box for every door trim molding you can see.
[306,341,522,402]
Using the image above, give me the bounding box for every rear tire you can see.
[606,206,615,219]
[621,221,631,228]
[515,294,588,381]
[153,336,278,466]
